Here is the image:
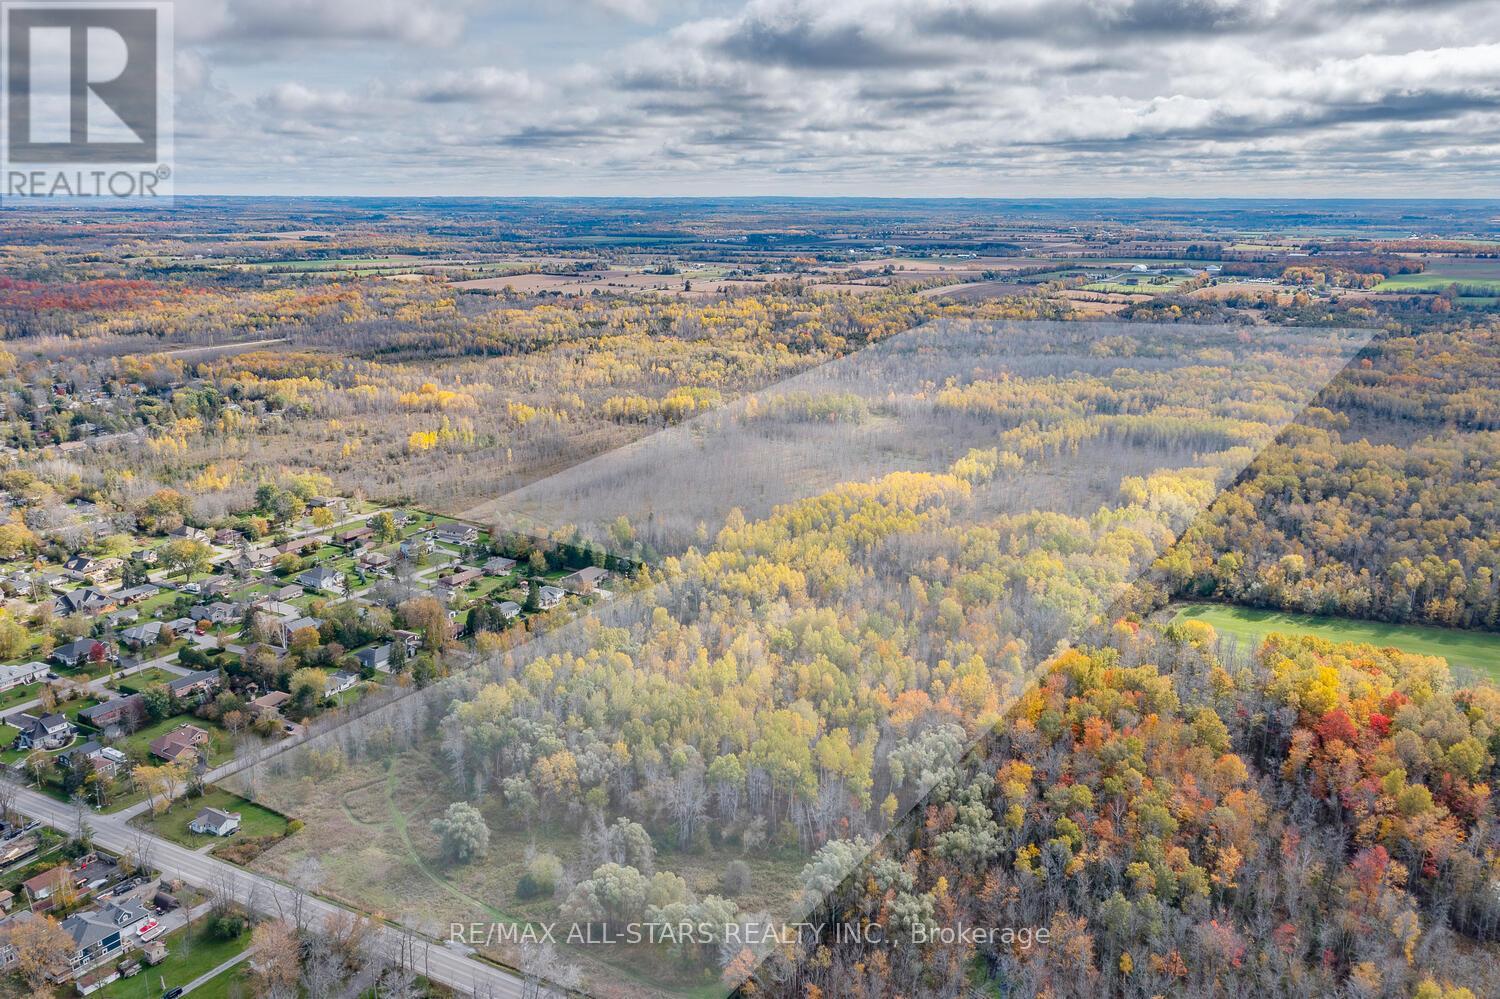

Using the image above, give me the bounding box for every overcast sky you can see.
[171,0,1500,196]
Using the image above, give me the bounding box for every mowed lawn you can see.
[91,923,253,998]
[1172,603,1500,683]
[136,787,289,848]
[188,962,254,999]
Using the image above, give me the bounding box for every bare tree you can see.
[282,856,326,933]
[127,829,155,877]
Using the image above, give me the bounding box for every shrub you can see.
[722,859,751,896]
[516,852,562,899]
[208,913,247,940]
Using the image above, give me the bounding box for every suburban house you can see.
[356,550,392,572]
[148,724,211,765]
[497,600,522,620]
[354,643,393,672]
[272,583,304,602]
[249,690,290,720]
[167,669,221,702]
[63,556,123,583]
[308,496,346,514]
[104,609,139,629]
[0,910,33,969]
[22,865,71,904]
[167,525,208,542]
[297,566,346,595]
[234,548,275,573]
[117,621,164,649]
[188,806,241,837]
[78,695,145,733]
[560,565,610,593]
[213,528,244,547]
[438,567,482,590]
[537,585,566,610]
[112,584,159,604]
[187,601,242,626]
[59,898,151,976]
[0,661,47,692]
[434,523,480,546]
[51,639,114,668]
[59,741,128,779]
[11,712,76,750]
[270,614,322,647]
[324,670,360,696]
[399,535,435,558]
[277,537,319,555]
[392,629,422,656]
[53,588,114,617]
[483,556,517,576]
[336,525,374,547]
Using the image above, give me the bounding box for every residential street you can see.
[5,783,525,998]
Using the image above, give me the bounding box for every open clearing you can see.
[1172,603,1500,683]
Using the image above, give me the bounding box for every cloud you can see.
[580,0,668,23]
[255,82,370,116]
[199,0,472,46]
[171,0,1500,194]
[400,68,540,104]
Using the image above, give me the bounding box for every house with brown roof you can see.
[439,567,482,589]
[22,864,71,904]
[148,724,210,765]
[249,690,290,721]
[560,565,609,593]
[336,525,374,547]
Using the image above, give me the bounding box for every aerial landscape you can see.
[2,1,1500,998]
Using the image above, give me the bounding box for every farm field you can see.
[1171,603,1500,682]
[1374,258,1500,292]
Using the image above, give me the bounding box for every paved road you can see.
[6,784,525,999]
[2,651,193,724]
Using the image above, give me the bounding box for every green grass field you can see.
[92,923,253,998]
[0,681,43,712]
[113,667,180,693]
[1172,603,1500,683]
[135,787,290,847]
[185,962,253,999]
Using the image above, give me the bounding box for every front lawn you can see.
[91,923,253,998]
[189,963,254,999]
[59,696,103,723]
[134,786,290,848]
[0,681,43,713]
[112,667,179,693]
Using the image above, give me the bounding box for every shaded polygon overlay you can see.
[220,319,1369,998]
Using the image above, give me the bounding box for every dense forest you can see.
[762,629,1499,998]
[1161,326,1500,631]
